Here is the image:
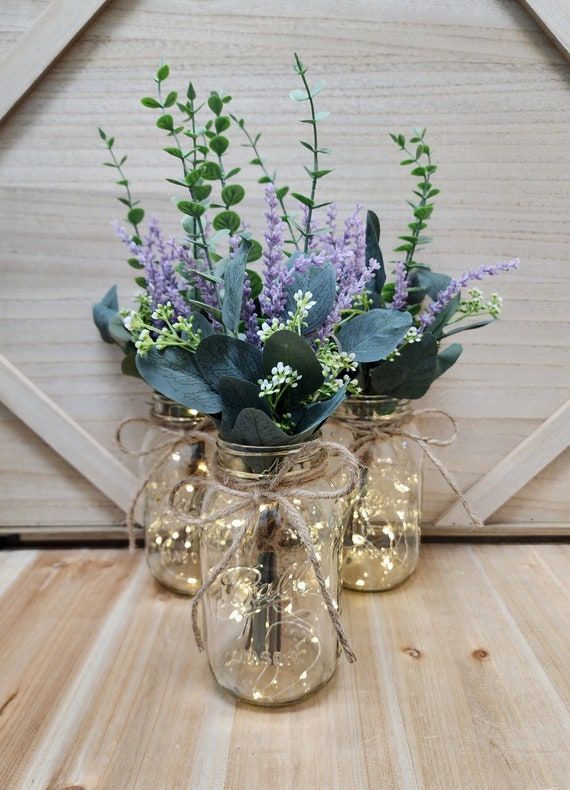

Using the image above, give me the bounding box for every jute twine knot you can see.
[115,416,215,550]
[338,407,483,531]
[168,440,362,663]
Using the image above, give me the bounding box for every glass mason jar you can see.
[200,439,345,706]
[331,397,423,592]
[142,392,211,595]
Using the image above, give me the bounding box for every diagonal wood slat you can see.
[436,400,570,527]
[0,353,138,516]
[517,0,570,61]
[0,0,112,124]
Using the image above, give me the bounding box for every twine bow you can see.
[168,440,362,663]
[341,407,483,530]
[115,416,215,550]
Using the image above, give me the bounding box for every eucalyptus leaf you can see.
[294,386,346,434]
[202,161,222,180]
[284,259,336,333]
[121,352,142,379]
[207,228,231,249]
[92,285,119,344]
[336,309,412,363]
[426,294,461,339]
[441,318,495,338]
[177,200,207,218]
[108,314,133,351]
[213,210,240,234]
[219,376,268,439]
[187,299,223,321]
[369,333,437,399]
[190,311,215,338]
[209,135,229,156]
[434,343,463,379]
[136,347,222,413]
[262,330,324,404]
[196,335,263,388]
[230,408,294,448]
[246,239,262,263]
[221,184,245,207]
[222,239,252,334]
[127,207,144,225]
[289,89,309,102]
[408,269,451,305]
[310,79,326,97]
[364,210,386,298]
[247,269,263,300]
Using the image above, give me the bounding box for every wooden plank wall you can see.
[0,0,569,530]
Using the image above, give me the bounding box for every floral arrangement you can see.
[334,129,519,399]
[93,56,518,445]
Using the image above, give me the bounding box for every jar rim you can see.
[216,434,322,477]
[151,391,205,424]
[217,433,321,457]
[345,395,411,406]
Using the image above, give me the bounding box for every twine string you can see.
[115,416,215,550]
[340,407,483,530]
[168,440,361,662]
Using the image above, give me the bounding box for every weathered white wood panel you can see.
[0,0,568,529]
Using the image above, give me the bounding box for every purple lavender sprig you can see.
[259,185,326,321]
[241,274,260,347]
[318,205,380,337]
[115,218,190,323]
[418,258,519,331]
[391,261,409,310]
[259,185,287,319]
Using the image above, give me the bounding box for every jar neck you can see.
[150,391,205,429]
[337,395,412,424]
[216,437,322,479]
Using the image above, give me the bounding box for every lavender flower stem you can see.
[418,258,519,331]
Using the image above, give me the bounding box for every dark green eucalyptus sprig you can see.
[230,114,300,249]
[98,128,144,251]
[390,128,439,270]
[140,64,261,270]
[290,53,333,252]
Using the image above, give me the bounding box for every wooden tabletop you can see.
[0,544,568,789]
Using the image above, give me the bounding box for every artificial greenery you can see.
[343,129,518,400]
[93,58,517,444]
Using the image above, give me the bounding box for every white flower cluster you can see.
[258,362,302,398]
[123,301,202,356]
[459,288,503,319]
[151,302,175,322]
[487,293,503,318]
[121,309,141,332]
[315,341,360,398]
[287,290,316,333]
[257,317,287,343]
[257,290,316,342]
[386,326,422,362]
[135,329,153,355]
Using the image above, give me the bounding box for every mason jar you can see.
[199,439,345,706]
[142,392,211,595]
[331,396,423,591]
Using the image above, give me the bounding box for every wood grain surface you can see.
[0,0,569,530]
[518,0,570,60]
[0,544,568,788]
[0,0,112,123]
